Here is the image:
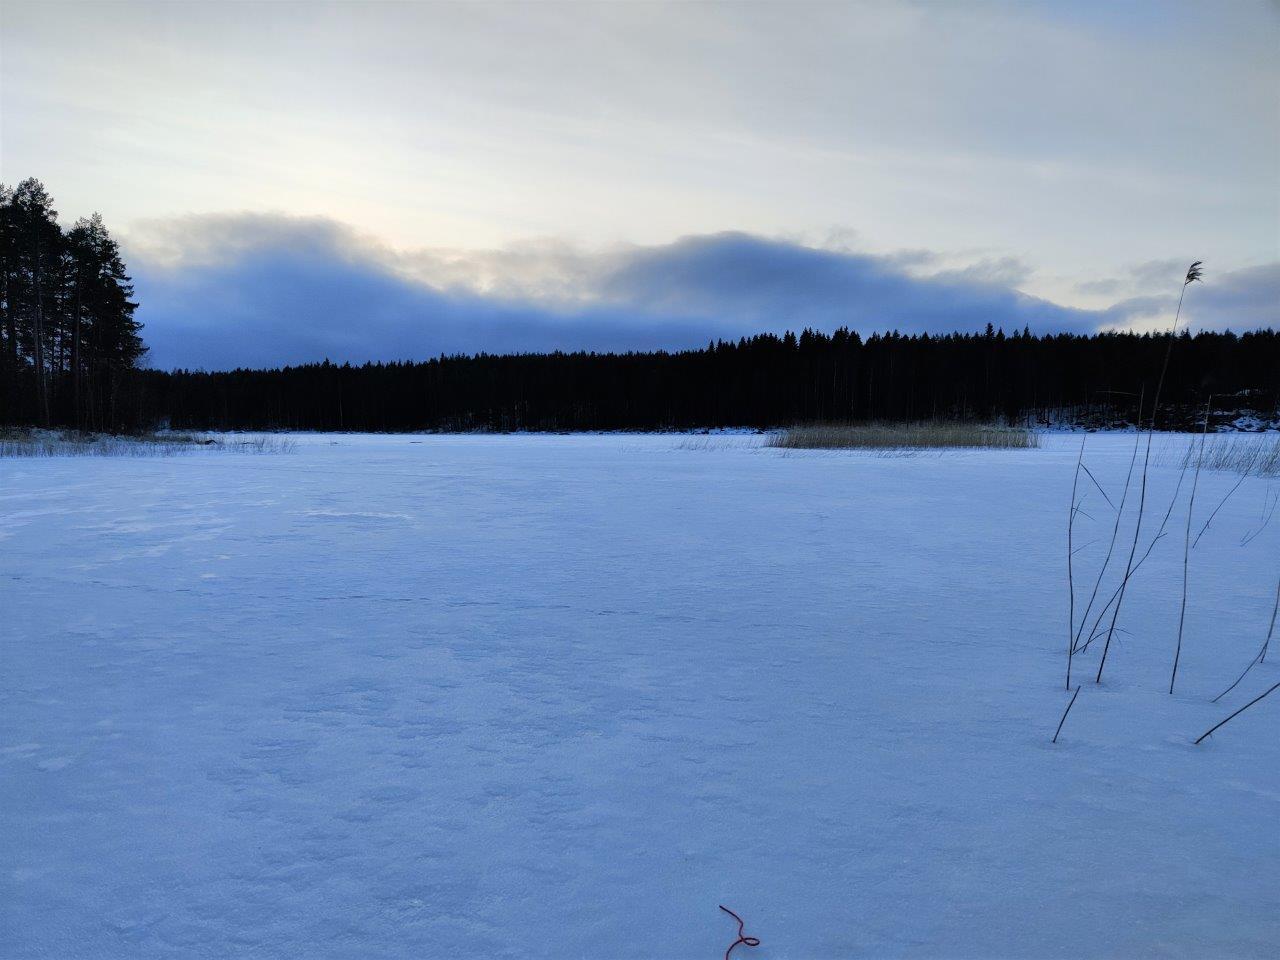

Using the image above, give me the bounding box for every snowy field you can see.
[2,432,1277,959]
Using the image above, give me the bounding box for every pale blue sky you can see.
[2,0,1276,367]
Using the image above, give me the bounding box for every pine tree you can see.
[0,181,145,430]
[6,179,63,426]
[65,213,145,428]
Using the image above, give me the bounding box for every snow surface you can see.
[2,433,1277,958]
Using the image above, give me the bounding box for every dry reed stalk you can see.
[1170,399,1211,694]
[1212,577,1280,704]
[1196,681,1280,745]
[1096,262,1201,684]
[1052,686,1082,744]
[1068,436,1085,689]
[1072,400,1143,656]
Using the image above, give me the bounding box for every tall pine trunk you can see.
[72,267,82,429]
[32,238,48,427]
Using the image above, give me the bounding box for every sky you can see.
[1,0,1277,369]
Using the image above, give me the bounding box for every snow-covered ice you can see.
[2,433,1277,958]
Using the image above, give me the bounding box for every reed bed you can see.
[768,421,1039,451]
[1165,432,1280,478]
[0,430,295,458]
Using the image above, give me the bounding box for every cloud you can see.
[7,0,1276,301]
[125,214,1276,371]
[928,257,1035,288]
[1192,264,1280,330]
[1077,258,1200,298]
[593,235,1070,333]
[1075,277,1126,297]
[1100,263,1280,332]
[130,223,716,370]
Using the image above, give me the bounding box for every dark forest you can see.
[139,328,1278,432]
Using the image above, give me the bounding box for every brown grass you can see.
[0,430,296,458]
[767,421,1039,451]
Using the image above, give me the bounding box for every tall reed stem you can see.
[1096,263,1199,683]
[1053,686,1082,744]
[1170,398,1211,694]
[1068,435,1085,689]
[1212,577,1280,704]
[1196,681,1280,745]
[1073,395,1142,655]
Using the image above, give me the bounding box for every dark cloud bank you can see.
[129,215,1278,371]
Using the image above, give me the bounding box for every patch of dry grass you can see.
[1169,432,1280,478]
[767,421,1039,451]
[674,435,765,452]
[0,430,296,459]
[221,434,298,455]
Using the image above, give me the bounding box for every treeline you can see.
[0,179,145,430]
[2,178,1276,434]
[142,327,1278,433]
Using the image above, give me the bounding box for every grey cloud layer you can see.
[7,0,1276,302]
[1099,263,1280,332]
[126,215,1277,371]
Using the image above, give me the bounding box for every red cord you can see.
[718,905,761,960]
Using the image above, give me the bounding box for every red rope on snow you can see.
[718,905,761,960]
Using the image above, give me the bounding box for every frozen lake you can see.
[2,433,1277,958]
